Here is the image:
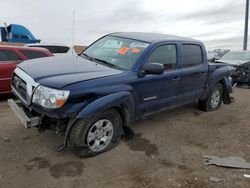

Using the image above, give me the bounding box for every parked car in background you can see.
[27,43,72,54]
[215,51,250,85]
[0,46,53,94]
[207,49,229,62]
[207,51,219,62]
[213,49,230,58]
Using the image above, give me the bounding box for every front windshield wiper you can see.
[81,53,92,59]
[92,57,115,67]
[214,60,225,63]
[80,53,125,70]
[92,57,125,70]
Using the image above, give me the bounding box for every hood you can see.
[215,59,249,66]
[18,54,123,88]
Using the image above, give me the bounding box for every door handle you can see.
[172,76,180,81]
[200,72,207,76]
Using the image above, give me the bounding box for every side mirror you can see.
[142,63,164,75]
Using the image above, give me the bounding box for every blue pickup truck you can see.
[8,32,235,157]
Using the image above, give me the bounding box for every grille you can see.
[12,73,27,102]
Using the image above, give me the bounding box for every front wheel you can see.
[199,83,223,111]
[69,109,122,158]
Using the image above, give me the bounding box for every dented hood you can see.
[215,59,249,66]
[18,54,123,88]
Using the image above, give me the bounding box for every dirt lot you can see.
[0,88,250,188]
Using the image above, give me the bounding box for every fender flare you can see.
[76,91,135,123]
[200,75,233,104]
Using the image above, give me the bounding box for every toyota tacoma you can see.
[8,32,235,157]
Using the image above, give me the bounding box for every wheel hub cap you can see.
[87,119,114,152]
[211,90,220,109]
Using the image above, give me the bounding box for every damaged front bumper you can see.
[8,99,41,128]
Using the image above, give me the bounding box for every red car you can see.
[0,46,53,94]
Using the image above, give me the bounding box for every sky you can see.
[0,0,247,50]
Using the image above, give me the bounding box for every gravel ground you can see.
[0,87,250,188]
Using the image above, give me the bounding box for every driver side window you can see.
[146,44,177,71]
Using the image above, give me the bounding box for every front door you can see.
[134,43,180,116]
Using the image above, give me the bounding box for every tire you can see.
[69,109,122,158]
[199,83,223,111]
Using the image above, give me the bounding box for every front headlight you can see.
[32,85,70,109]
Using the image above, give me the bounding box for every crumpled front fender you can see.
[59,91,136,151]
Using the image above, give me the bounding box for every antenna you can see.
[72,10,75,47]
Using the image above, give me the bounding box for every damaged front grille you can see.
[11,68,39,105]
[12,73,28,102]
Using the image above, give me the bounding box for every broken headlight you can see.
[32,85,70,109]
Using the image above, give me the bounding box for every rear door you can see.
[0,50,23,93]
[178,44,208,105]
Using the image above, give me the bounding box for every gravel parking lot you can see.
[0,87,250,188]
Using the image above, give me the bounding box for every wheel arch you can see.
[75,91,136,137]
[200,76,233,104]
[218,77,232,104]
[59,91,136,152]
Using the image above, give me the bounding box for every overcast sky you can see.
[0,0,247,50]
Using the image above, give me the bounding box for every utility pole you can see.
[243,0,249,50]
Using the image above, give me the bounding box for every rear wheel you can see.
[199,83,223,111]
[69,109,122,158]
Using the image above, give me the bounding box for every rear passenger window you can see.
[146,44,177,71]
[30,46,70,53]
[38,46,58,53]
[182,44,203,68]
[0,50,21,61]
[58,46,70,53]
[20,50,48,59]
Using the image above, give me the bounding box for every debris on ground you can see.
[237,85,250,89]
[2,137,10,142]
[113,170,121,174]
[209,176,222,183]
[203,155,250,169]
[243,174,250,178]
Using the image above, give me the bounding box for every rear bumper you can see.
[8,99,41,128]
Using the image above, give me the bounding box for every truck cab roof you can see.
[109,32,200,43]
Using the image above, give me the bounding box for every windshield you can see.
[81,36,149,70]
[220,51,250,61]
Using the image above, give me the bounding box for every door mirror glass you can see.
[143,62,164,75]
